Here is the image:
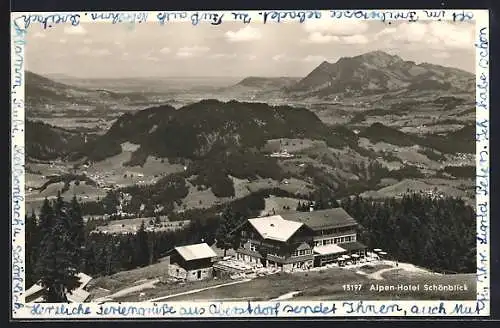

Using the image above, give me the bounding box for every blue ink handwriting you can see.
[232,12,251,24]
[343,301,403,315]
[477,251,488,282]
[16,13,80,30]
[190,12,224,26]
[157,12,188,25]
[89,12,148,24]
[476,203,488,244]
[31,303,92,316]
[96,303,176,316]
[331,10,418,22]
[281,302,336,315]
[424,10,445,20]
[260,10,321,24]
[452,10,474,22]
[410,302,447,315]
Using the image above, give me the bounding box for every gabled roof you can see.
[77,272,93,289]
[248,215,304,242]
[282,208,358,230]
[174,243,218,261]
[26,272,93,302]
[313,244,346,255]
[338,241,367,251]
[67,288,91,303]
[296,242,312,251]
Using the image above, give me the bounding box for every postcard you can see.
[10,9,490,319]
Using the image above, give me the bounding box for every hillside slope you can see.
[25,71,150,114]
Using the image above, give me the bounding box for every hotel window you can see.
[344,236,351,242]
[324,239,333,245]
[315,241,321,247]
[334,237,340,244]
[241,230,247,237]
[292,250,299,257]
[249,243,257,251]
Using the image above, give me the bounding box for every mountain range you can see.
[25,71,151,114]
[76,99,350,163]
[286,51,474,98]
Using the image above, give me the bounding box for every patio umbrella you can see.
[379,251,387,256]
[343,255,351,259]
[351,254,360,258]
[373,248,382,252]
[336,257,344,261]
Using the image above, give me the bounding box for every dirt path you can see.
[94,279,159,301]
[272,291,302,300]
[147,278,253,302]
[367,261,436,280]
[368,267,396,280]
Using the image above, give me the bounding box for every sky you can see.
[25,18,476,78]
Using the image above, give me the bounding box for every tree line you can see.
[26,191,475,301]
[25,194,222,301]
[341,194,476,273]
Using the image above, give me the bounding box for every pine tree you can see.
[36,194,80,302]
[68,195,85,270]
[38,198,54,239]
[25,211,39,287]
[135,221,149,267]
[215,207,240,257]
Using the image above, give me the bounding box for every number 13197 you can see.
[342,284,363,292]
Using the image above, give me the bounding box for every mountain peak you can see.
[356,50,403,67]
[288,50,473,96]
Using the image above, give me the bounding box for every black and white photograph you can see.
[19,12,480,308]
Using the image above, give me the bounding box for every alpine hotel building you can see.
[234,208,367,270]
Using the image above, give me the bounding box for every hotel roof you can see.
[282,208,358,230]
[313,244,346,255]
[174,243,218,261]
[248,215,304,242]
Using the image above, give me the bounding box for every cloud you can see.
[302,20,371,45]
[159,47,171,54]
[305,32,339,44]
[272,54,286,61]
[83,39,93,45]
[341,34,369,45]
[77,47,111,57]
[247,55,257,60]
[375,22,474,50]
[272,54,298,62]
[304,32,368,45]
[225,26,262,42]
[77,47,91,55]
[432,52,451,59]
[176,46,210,58]
[64,25,87,35]
[143,54,160,61]
[303,20,369,36]
[210,53,237,59]
[303,55,327,63]
[93,49,111,57]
